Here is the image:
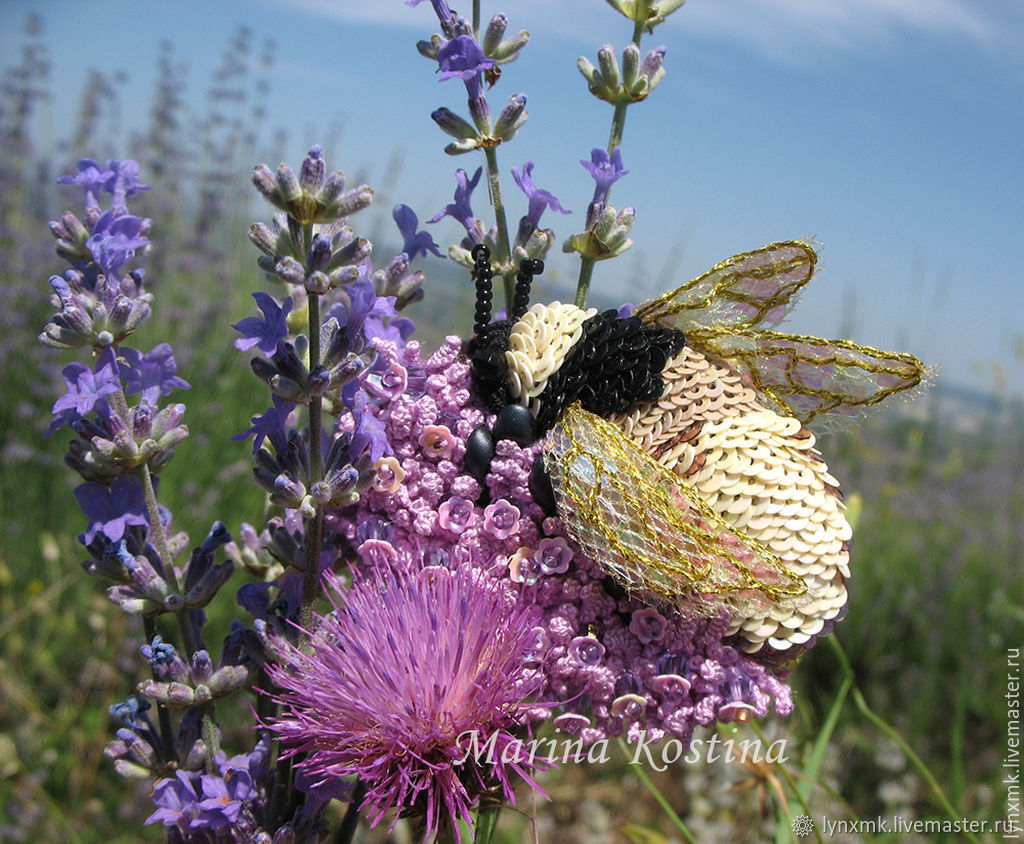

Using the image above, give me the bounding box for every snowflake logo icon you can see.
[792,814,815,838]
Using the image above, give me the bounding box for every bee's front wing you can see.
[543,404,807,624]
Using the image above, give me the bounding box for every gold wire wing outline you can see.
[687,327,927,424]
[633,240,817,331]
[543,404,806,617]
[634,241,926,424]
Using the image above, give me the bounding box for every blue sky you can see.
[5,0,1023,398]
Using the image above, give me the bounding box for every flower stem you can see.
[142,615,175,763]
[300,222,326,637]
[573,19,646,308]
[333,779,366,844]
[482,145,514,313]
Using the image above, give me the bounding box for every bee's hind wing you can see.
[688,328,927,424]
[634,240,817,332]
[543,404,806,618]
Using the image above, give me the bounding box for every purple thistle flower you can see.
[75,475,151,544]
[119,343,190,405]
[581,147,628,207]
[429,167,483,233]
[232,291,293,355]
[512,162,570,235]
[393,204,444,259]
[264,566,545,841]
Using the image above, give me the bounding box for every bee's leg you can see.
[492,403,535,445]
[465,404,540,502]
[529,454,556,515]
[464,425,495,483]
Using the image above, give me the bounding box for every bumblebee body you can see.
[467,243,922,656]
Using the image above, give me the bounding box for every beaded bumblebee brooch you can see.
[464,241,924,655]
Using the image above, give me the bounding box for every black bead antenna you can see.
[471,243,493,339]
[510,258,544,323]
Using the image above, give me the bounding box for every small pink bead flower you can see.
[483,500,520,540]
[372,457,405,493]
[534,537,572,575]
[629,607,667,644]
[437,496,477,532]
[379,361,408,398]
[419,424,455,460]
[508,547,541,585]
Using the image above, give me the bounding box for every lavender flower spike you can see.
[265,566,546,841]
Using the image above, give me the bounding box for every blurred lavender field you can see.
[1,13,1021,843]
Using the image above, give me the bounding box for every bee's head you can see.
[467,244,544,412]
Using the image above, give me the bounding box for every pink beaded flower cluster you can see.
[344,336,794,747]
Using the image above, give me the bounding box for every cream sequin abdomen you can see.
[611,345,851,653]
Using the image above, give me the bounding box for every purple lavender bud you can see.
[327,354,365,392]
[106,584,150,614]
[305,270,330,295]
[316,170,347,208]
[307,233,332,272]
[599,42,620,86]
[275,163,302,203]
[468,95,491,135]
[190,650,214,685]
[416,35,443,61]
[122,553,169,603]
[493,93,528,141]
[184,561,235,609]
[185,740,208,771]
[326,184,374,219]
[274,255,306,285]
[207,664,251,696]
[329,231,371,268]
[490,27,529,63]
[481,13,508,54]
[306,365,331,397]
[248,221,278,256]
[432,107,480,141]
[299,145,326,192]
[621,42,640,90]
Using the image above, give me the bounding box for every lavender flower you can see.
[581,146,628,209]
[429,166,483,232]
[265,565,545,841]
[393,203,444,259]
[47,347,120,435]
[232,292,293,355]
[75,475,151,544]
[118,343,190,405]
[511,161,570,241]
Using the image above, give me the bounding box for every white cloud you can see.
[264,0,1024,63]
